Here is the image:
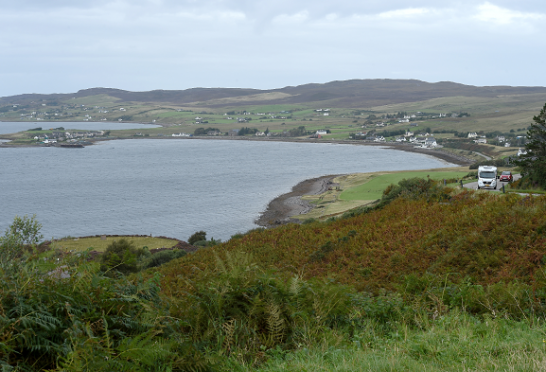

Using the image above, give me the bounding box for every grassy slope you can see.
[253,316,546,372]
[157,190,546,298]
[149,187,546,370]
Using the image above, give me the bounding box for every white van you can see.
[477,165,498,190]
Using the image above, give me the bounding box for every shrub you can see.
[141,249,187,269]
[302,218,317,224]
[100,238,147,275]
[188,230,207,245]
[6,214,43,246]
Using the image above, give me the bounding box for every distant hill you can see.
[2,79,546,108]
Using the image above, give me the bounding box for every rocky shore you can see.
[255,175,339,228]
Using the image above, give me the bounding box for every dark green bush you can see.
[188,230,207,245]
[141,249,187,269]
[100,238,147,275]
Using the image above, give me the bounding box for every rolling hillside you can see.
[2,79,546,108]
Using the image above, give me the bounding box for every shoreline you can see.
[0,135,473,166]
[255,165,473,228]
[255,175,339,227]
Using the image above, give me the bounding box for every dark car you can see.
[499,171,513,182]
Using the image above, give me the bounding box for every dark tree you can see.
[189,231,207,245]
[515,103,546,189]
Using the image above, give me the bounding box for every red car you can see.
[499,171,513,182]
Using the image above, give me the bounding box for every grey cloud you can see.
[0,0,545,97]
[7,0,545,17]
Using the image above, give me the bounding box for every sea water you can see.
[0,139,453,241]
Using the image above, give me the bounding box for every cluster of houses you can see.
[467,132,488,144]
[315,109,330,116]
[391,131,438,148]
[34,130,105,143]
[348,130,439,148]
[396,136,438,148]
[468,132,513,147]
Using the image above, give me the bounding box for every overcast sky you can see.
[1,0,545,97]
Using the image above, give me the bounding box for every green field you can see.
[340,170,471,201]
[50,236,178,252]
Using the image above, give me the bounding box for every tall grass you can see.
[245,314,546,371]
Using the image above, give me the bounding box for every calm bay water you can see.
[0,121,160,135]
[0,139,453,241]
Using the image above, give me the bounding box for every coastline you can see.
[255,164,473,228]
[255,175,339,227]
[0,135,473,166]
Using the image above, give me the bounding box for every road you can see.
[473,151,492,160]
[463,174,521,192]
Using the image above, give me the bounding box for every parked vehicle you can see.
[499,171,513,182]
[477,165,498,190]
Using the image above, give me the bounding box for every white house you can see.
[468,132,478,138]
[474,138,487,144]
[316,130,328,136]
[424,137,438,147]
[517,148,528,156]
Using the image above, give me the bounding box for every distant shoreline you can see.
[0,134,472,166]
